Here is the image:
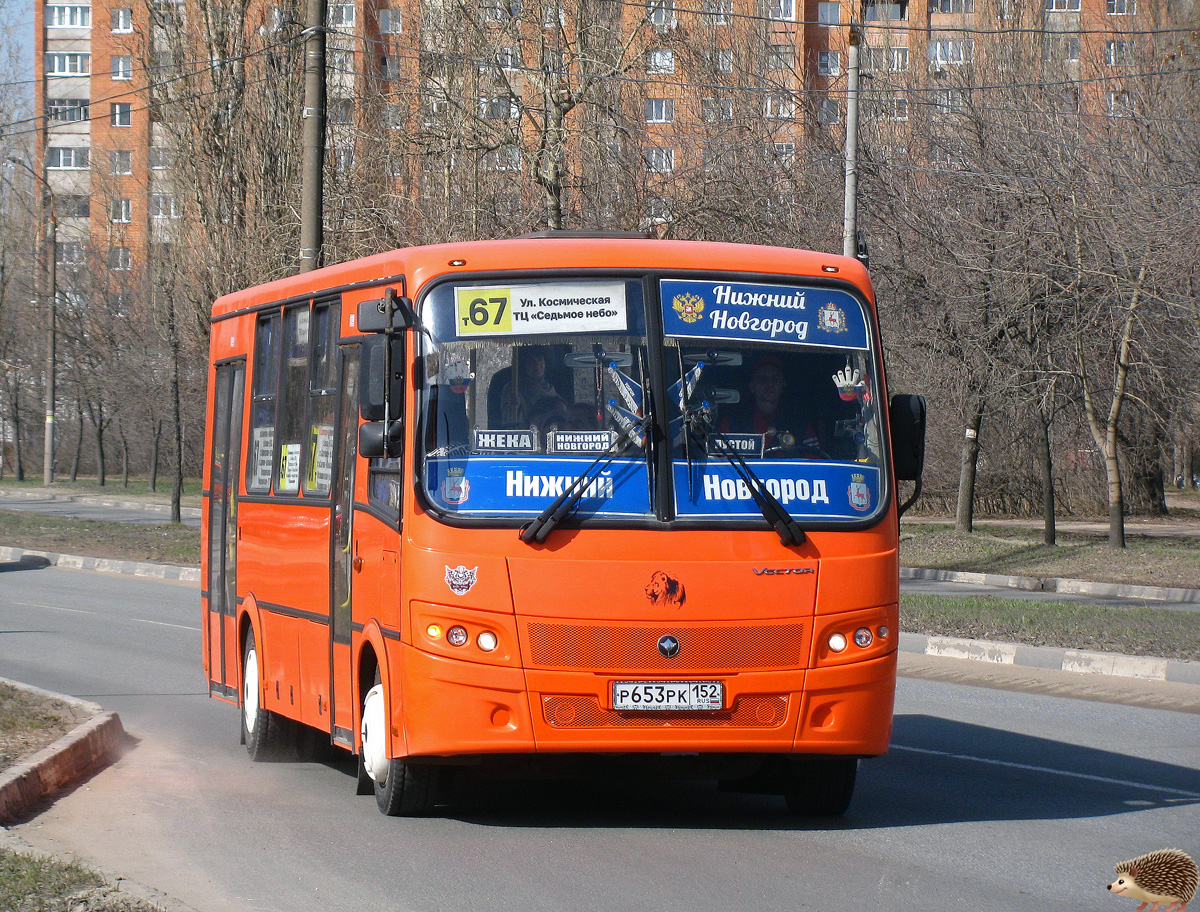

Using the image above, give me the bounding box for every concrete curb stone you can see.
[0,677,125,823]
[0,546,201,582]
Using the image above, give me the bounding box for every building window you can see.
[1044,0,1080,10]
[817,50,840,76]
[1043,32,1081,61]
[864,2,905,19]
[767,44,794,69]
[645,97,674,123]
[710,48,733,72]
[46,5,91,27]
[817,1,839,22]
[149,147,172,169]
[644,147,674,172]
[328,99,353,124]
[46,53,90,75]
[700,96,733,121]
[818,99,840,124]
[328,3,354,27]
[334,147,354,171]
[935,88,966,113]
[110,198,131,222]
[46,146,89,169]
[329,49,354,74]
[378,7,401,32]
[769,142,796,165]
[764,92,795,118]
[379,55,399,80]
[150,193,179,218]
[647,0,675,28]
[702,0,732,23]
[647,48,675,74]
[876,96,909,119]
[768,0,795,20]
[56,241,84,265]
[1106,90,1131,116]
[891,46,910,70]
[110,150,132,174]
[929,38,974,67]
[56,195,89,217]
[1104,40,1132,65]
[1106,0,1134,13]
[111,7,132,30]
[110,102,132,126]
[479,95,518,119]
[111,55,132,79]
[482,144,521,171]
[46,98,89,122]
[109,246,132,271]
[930,0,973,10]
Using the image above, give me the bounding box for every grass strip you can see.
[0,849,102,912]
[0,684,81,769]
[0,511,199,567]
[901,594,1200,662]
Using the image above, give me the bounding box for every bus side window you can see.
[246,311,280,494]
[303,299,340,496]
[367,334,405,517]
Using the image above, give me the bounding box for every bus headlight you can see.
[477,631,498,652]
[828,633,848,653]
[854,627,874,648]
[447,626,468,647]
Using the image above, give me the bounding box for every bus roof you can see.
[210,237,872,319]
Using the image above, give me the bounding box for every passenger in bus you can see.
[720,355,828,458]
[499,349,563,425]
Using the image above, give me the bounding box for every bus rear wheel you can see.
[360,680,439,816]
[241,630,293,761]
[782,757,858,817]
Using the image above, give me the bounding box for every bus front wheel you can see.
[783,757,858,816]
[361,679,439,817]
[240,630,293,761]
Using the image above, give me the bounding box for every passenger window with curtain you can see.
[303,300,341,495]
[246,311,280,493]
[276,305,311,494]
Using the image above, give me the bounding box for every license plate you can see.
[611,680,724,711]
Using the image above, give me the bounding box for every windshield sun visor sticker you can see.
[454,281,628,338]
[661,279,869,350]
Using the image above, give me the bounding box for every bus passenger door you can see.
[207,361,245,700]
[329,345,359,747]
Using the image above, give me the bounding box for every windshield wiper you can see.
[519,413,650,545]
[684,407,806,547]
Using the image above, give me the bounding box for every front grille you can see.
[542,695,789,728]
[525,622,806,671]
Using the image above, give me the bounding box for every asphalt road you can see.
[2,564,1198,912]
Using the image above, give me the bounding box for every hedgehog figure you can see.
[1107,849,1198,912]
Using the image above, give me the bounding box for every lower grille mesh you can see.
[526,622,806,671]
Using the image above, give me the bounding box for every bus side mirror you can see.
[890,394,926,482]
[357,293,414,333]
[360,335,405,421]
[359,420,403,459]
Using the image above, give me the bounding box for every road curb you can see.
[900,566,1200,603]
[0,546,201,582]
[898,632,1200,686]
[0,678,126,824]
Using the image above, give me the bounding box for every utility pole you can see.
[842,22,863,260]
[7,156,57,484]
[298,0,327,273]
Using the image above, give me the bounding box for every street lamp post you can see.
[6,156,57,484]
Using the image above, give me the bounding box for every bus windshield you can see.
[418,273,885,524]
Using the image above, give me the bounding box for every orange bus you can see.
[201,233,925,817]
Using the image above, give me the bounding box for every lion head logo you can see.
[645,571,686,608]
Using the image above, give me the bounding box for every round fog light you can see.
[426,624,442,639]
[828,633,848,653]
[447,626,468,647]
[477,631,498,652]
[854,627,874,648]
[878,625,890,639]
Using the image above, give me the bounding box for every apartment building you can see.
[32,0,1152,277]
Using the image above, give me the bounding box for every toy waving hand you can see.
[833,367,866,402]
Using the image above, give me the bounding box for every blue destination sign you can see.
[661,279,869,350]
[426,456,652,516]
[673,460,882,520]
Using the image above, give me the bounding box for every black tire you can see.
[241,630,294,761]
[360,671,440,816]
[783,757,858,816]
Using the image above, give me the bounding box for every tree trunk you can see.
[70,401,83,482]
[955,398,985,533]
[1037,407,1056,545]
[151,419,162,493]
[11,386,23,481]
[169,303,184,524]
